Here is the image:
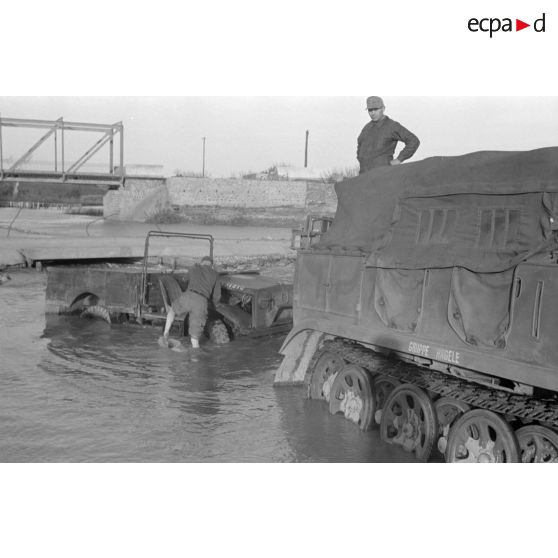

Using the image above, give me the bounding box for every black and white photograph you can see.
[2,1,557,557]
[2,95,558,465]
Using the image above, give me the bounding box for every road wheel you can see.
[434,398,471,456]
[516,425,558,463]
[380,384,438,462]
[373,376,401,425]
[308,350,345,401]
[206,319,230,344]
[446,409,519,463]
[329,364,375,431]
[80,305,111,324]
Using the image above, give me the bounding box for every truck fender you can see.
[279,319,332,354]
[275,324,333,385]
[214,302,252,334]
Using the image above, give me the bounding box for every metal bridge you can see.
[0,116,124,188]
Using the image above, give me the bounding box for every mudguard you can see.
[279,319,338,354]
[215,302,252,334]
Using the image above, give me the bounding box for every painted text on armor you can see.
[408,342,461,365]
[435,349,461,364]
[408,342,430,357]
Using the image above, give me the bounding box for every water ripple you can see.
[1,269,418,462]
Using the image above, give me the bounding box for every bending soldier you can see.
[162,255,221,348]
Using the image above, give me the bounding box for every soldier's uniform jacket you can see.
[170,263,221,339]
[186,263,221,306]
[357,116,420,173]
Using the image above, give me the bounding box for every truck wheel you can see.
[446,409,519,463]
[206,319,230,344]
[434,398,471,456]
[80,305,111,324]
[224,318,241,339]
[308,350,345,401]
[373,376,401,425]
[515,425,558,463]
[329,364,375,431]
[380,384,438,462]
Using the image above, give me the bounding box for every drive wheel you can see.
[380,384,438,462]
[329,364,375,431]
[446,409,519,463]
[206,319,230,344]
[373,376,401,425]
[516,425,558,463]
[308,350,345,401]
[434,398,471,456]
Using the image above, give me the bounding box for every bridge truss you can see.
[0,116,124,188]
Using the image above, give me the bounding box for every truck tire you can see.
[224,318,241,339]
[81,305,111,324]
[206,319,230,344]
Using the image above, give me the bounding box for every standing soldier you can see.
[357,96,420,173]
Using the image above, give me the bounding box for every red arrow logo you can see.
[516,19,530,31]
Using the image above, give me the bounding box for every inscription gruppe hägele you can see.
[408,342,461,365]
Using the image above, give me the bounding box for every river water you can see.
[0,269,420,463]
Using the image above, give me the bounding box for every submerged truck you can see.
[275,147,558,463]
[45,231,293,343]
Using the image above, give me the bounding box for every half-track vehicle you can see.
[275,147,558,462]
[45,231,293,343]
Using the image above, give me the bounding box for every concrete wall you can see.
[104,177,167,221]
[167,177,308,208]
[104,176,337,225]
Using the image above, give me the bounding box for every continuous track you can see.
[313,338,558,428]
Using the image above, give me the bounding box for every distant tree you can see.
[321,166,360,183]
[173,169,208,178]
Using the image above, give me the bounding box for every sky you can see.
[1,96,557,177]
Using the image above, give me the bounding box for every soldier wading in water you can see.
[162,256,221,349]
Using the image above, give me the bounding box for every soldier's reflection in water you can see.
[166,355,223,420]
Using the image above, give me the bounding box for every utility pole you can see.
[304,130,309,168]
[0,113,3,178]
[202,137,206,178]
